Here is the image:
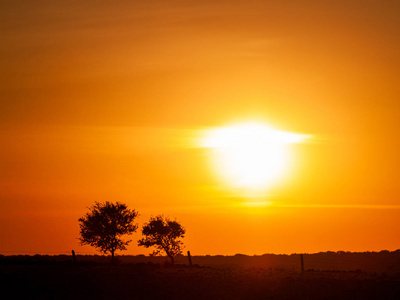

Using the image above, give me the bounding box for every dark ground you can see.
[1,252,400,299]
[1,263,400,299]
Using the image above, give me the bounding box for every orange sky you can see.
[1,0,400,255]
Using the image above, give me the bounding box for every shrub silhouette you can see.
[138,215,185,264]
[79,201,139,261]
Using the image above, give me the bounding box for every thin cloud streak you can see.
[273,204,400,210]
[139,202,400,213]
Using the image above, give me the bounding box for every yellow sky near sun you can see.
[1,0,400,255]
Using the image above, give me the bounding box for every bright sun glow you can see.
[201,122,309,193]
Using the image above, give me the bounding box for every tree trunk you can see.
[170,255,174,265]
[111,249,115,263]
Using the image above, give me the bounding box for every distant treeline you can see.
[1,250,400,274]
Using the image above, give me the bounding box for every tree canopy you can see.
[138,215,185,264]
[79,201,139,260]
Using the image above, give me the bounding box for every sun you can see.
[200,122,309,193]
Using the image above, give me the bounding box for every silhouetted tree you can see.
[79,201,138,261]
[138,215,185,264]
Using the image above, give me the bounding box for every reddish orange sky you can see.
[1,0,400,255]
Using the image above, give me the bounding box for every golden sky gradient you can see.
[1,0,400,255]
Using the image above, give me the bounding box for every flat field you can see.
[1,253,400,299]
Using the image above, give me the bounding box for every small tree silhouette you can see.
[79,201,139,261]
[138,215,185,264]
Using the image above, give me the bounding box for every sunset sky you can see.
[1,0,400,256]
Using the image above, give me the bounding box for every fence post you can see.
[300,254,304,275]
[187,251,193,267]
